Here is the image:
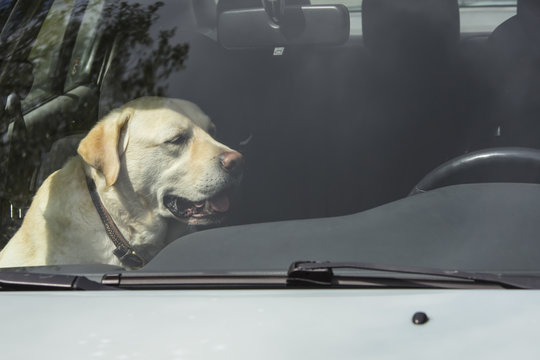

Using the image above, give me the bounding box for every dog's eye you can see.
[166,134,188,145]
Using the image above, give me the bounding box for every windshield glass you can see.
[4,0,540,277]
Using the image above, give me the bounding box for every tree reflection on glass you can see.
[99,1,189,112]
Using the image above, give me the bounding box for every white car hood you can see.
[1,289,538,359]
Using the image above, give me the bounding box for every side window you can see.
[22,0,75,111]
[64,0,105,91]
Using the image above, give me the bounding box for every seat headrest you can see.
[362,0,459,60]
[518,0,540,40]
[515,0,540,55]
[518,0,540,16]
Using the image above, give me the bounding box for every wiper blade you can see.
[102,273,287,289]
[287,261,540,289]
[0,271,116,291]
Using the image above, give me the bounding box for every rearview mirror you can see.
[218,5,350,49]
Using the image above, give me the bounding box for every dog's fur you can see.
[0,97,242,268]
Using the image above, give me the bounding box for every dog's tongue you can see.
[209,193,230,212]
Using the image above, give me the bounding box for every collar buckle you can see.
[113,247,146,269]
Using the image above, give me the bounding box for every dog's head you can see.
[78,97,243,225]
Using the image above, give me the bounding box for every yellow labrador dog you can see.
[0,97,243,269]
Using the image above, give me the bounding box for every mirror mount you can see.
[263,0,285,24]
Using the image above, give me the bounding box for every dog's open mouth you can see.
[163,190,232,225]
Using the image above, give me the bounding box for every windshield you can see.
[3,0,540,279]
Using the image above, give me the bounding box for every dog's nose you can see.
[220,151,244,176]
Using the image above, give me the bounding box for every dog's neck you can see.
[85,166,168,254]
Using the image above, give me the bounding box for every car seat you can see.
[360,0,466,200]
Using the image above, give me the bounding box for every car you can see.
[2,0,540,358]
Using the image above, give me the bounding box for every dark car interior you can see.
[1,0,538,249]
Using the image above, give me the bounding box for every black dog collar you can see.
[86,176,146,269]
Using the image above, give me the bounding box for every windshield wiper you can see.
[0,271,116,291]
[3,264,533,291]
[99,261,536,290]
[287,261,540,289]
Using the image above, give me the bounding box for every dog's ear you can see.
[78,108,133,186]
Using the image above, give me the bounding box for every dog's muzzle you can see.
[164,150,244,225]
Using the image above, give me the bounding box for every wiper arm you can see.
[0,271,116,291]
[287,261,540,289]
